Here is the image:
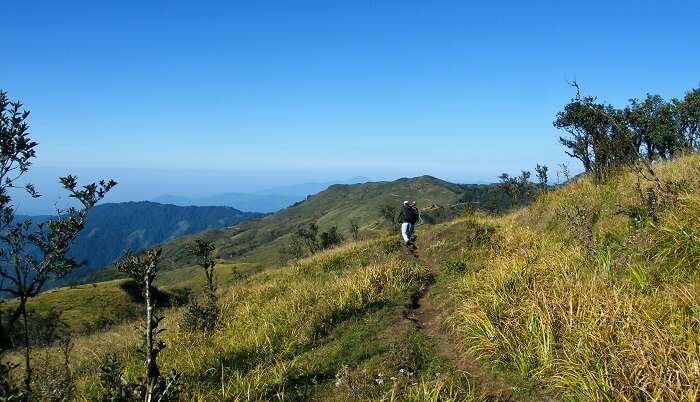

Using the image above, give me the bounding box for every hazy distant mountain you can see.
[151,177,370,213]
[253,176,370,196]
[152,193,300,213]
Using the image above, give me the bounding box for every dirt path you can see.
[400,233,531,401]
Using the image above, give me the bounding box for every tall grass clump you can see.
[652,195,700,276]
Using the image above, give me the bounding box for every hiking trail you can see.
[401,232,552,401]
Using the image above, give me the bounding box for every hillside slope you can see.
[159,175,470,264]
[419,154,700,400]
[92,176,517,281]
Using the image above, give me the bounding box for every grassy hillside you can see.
[12,202,262,288]
[419,154,700,400]
[1,260,264,337]
[90,176,517,282]
[13,157,700,400]
[157,175,473,266]
[13,237,489,401]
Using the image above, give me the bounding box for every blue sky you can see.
[2,0,699,207]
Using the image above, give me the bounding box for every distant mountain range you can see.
[17,201,263,286]
[151,193,299,214]
[151,177,370,213]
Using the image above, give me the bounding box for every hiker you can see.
[398,200,419,249]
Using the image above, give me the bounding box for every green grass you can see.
[0,261,262,336]
[1,279,142,333]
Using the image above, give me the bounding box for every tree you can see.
[282,222,346,261]
[625,94,666,159]
[296,223,320,254]
[281,223,320,260]
[623,93,685,160]
[535,164,549,190]
[517,170,532,199]
[187,240,217,299]
[674,87,700,150]
[349,220,360,241]
[0,90,116,396]
[115,248,172,401]
[557,162,570,184]
[498,173,518,208]
[556,83,700,183]
[181,240,220,333]
[320,226,344,249]
[379,204,398,227]
[554,83,636,182]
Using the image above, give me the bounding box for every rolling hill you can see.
[91,176,518,280]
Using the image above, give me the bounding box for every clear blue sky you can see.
[2,0,699,207]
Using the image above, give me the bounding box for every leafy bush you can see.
[281,223,345,261]
[32,337,74,402]
[97,353,181,402]
[2,307,68,349]
[379,204,398,227]
[97,353,130,402]
[320,226,344,249]
[557,203,600,248]
[0,361,22,400]
[180,296,219,333]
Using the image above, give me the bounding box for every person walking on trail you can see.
[399,200,419,249]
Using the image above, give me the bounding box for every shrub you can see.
[32,337,74,402]
[180,296,219,333]
[320,226,344,249]
[379,204,398,227]
[282,223,346,261]
[467,222,496,247]
[557,203,600,248]
[97,353,181,402]
[0,361,22,400]
[97,353,130,402]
